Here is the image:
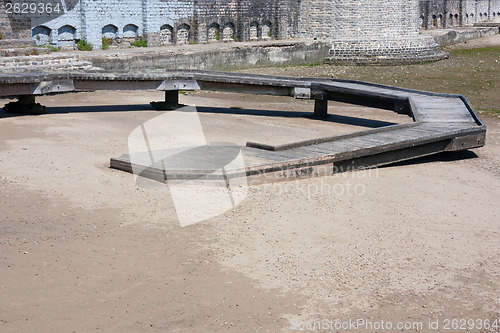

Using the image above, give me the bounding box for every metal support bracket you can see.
[293,87,311,99]
[31,80,75,95]
[157,80,201,91]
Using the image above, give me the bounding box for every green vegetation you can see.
[76,39,93,51]
[189,40,197,45]
[449,46,500,56]
[131,37,147,47]
[101,37,113,50]
[478,108,500,114]
[39,44,61,52]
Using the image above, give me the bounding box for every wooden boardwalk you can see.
[0,70,486,184]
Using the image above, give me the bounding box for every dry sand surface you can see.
[1,41,500,332]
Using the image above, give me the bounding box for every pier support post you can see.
[3,95,48,115]
[150,90,185,110]
[313,100,328,119]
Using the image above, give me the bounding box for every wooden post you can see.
[165,90,179,105]
[150,90,183,110]
[18,95,36,105]
[314,100,328,119]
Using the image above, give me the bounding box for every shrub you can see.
[131,37,147,47]
[76,39,93,51]
[40,44,60,52]
[101,37,113,50]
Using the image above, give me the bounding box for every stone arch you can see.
[32,26,51,45]
[123,24,139,38]
[177,24,190,44]
[262,20,272,38]
[437,14,443,27]
[222,22,235,42]
[420,15,425,29]
[102,24,118,39]
[57,25,76,45]
[432,15,438,28]
[160,24,173,45]
[207,23,220,42]
[465,13,469,25]
[250,21,259,40]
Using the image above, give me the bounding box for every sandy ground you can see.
[1,41,500,332]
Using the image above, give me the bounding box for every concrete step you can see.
[0,47,51,57]
[473,22,500,28]
[0,39,35,49]
[0,54,94,72]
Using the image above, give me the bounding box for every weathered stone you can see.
[0,0,499,63]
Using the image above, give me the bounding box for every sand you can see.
[1,50,499,332]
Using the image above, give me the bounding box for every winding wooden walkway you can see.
[0,70,486,184]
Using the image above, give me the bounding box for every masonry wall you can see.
[1,0,499,50]
[20,0,297,49]
[30,1,82,46]
[419,0,500,29]
[0,0,30,40]
[299,0,420,41]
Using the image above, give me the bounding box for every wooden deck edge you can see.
[111,126,485,185]
[246,123,418,151]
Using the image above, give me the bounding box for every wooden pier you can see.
[0,70,486,184]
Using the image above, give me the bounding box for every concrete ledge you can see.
[0,39,34,49]
[473,22,500,28]
[0,54,94,72]
[422,27,499,47]
[78,40,331,72]
[325,51,449,66]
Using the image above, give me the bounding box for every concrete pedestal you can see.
[313,100,329,119]
[2,95,48,115]
[150,91,185,110]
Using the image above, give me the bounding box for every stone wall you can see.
[0,53,93,72]
[302,0,447,64]
[300,0,420,41]
[420,0,500,29]
[17,0,296,49]
[80,40,330,71]
[0,0,30,40]
[0,0,498,64]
